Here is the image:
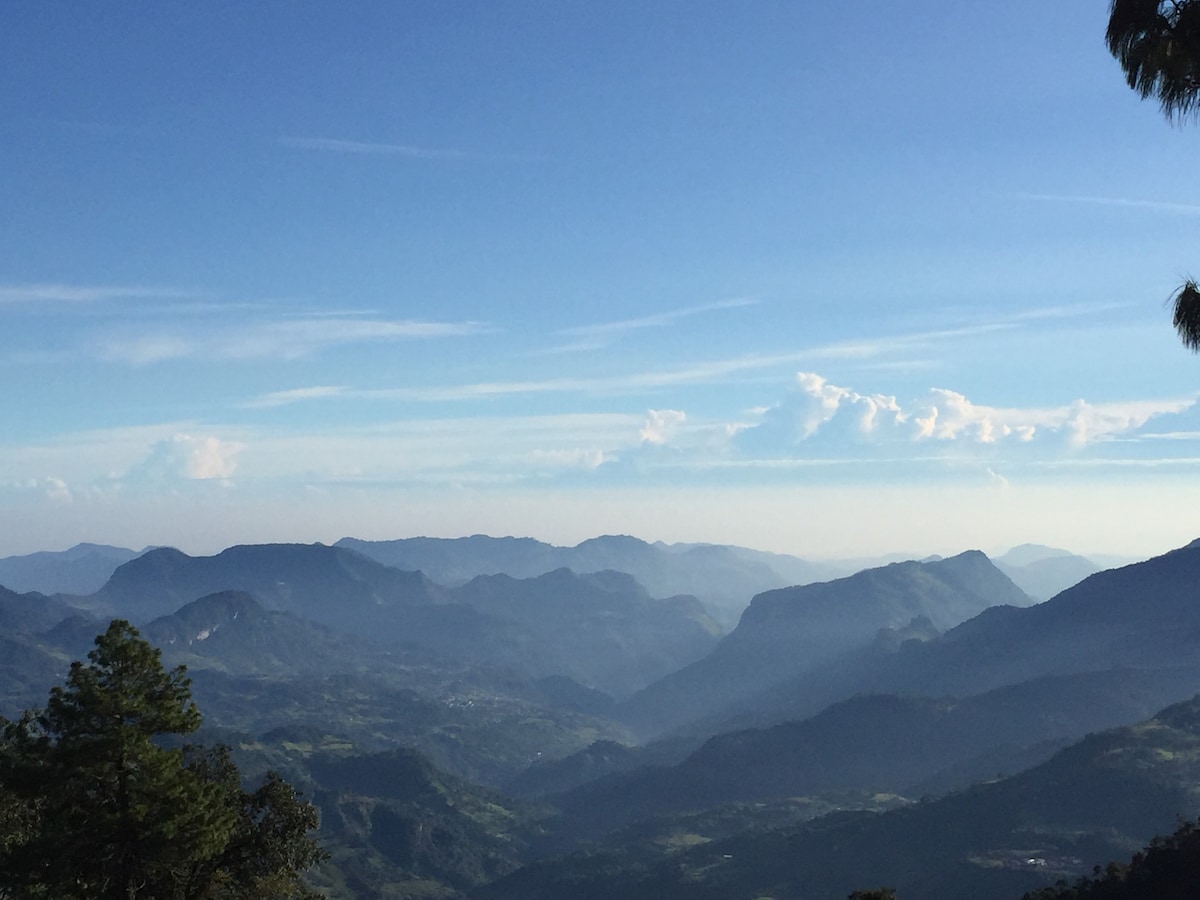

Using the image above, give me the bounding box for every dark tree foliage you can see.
[848,890,898,900]
[1107,1,1200,350]
[1169,279,1200,351]
[1107,0,1200,119]
[183,746,325,899]
[1022,817,1200,900]
[0,620,324,899]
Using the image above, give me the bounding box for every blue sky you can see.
[4,1,1200,559]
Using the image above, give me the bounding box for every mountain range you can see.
[480,692,1200,900]
[0,532,1194,899]
[540,666,1200,842]
[337,533,839,626]
[620,550,1034,737]
[63,543,718,698]
[2,536,1108,627]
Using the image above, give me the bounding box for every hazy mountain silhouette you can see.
[545,667,1199,841]
[337,533,828,626]
[450,568,720,696]
[852,540,1200,699]
[0,584,80,635]
[995,543,1078,567]
[0,543,141,595]
[620,550,1031,736]
[77,543,720,696]
[686,539,1200,740]
[85,543,443,626]
[994,543,1102,600]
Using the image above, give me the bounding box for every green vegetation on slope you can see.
[0,620,324,899]
[478,694,1200,900]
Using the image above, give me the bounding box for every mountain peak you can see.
[998,543,1077,567]
[574,534,651,551]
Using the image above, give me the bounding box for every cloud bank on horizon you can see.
[5,363,1196,493]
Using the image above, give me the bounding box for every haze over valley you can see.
[3,531,1200,897]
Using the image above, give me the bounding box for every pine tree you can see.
[0,620,324,899]
[180,745,325,899]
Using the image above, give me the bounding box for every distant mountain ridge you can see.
[620,550,1032,736]
[336,533,837,626]
[689,540,1200,739]
[86,543,442,626]
[861,542,1200,699]
[0,584,79,635]
[0,543,142,595]
[994,543,1102,600]
[75,543,720,697]
[451,568,720,696]
[0,534,1110,622]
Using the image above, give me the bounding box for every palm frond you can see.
[1171,279,1200,351]
[1107,0,1200,120]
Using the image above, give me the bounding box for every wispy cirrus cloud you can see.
[281,137,470,160]
[240,322,1014,406]
[390,324,1012,399]
[96,316,488,365]
[1017,192,1200,216]
[529,448,613,470]
[1000,301,1135,321]
[547,297,758,352]
[241,355,808,407]
[0,283,196,304]
[344,358,805,402]
[281,136,545,163]
[244,386,348,409]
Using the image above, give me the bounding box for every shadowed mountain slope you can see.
[0,585,80,635]
[0,587,91,712]
[844,540,1200,701]
[137,590,400,678]
[304,747,545,897]
[480,693,1200,900]
[546,667,1200,841]
[621,550,1031,736]
[450,568,720,697]
[679,538,1200,744]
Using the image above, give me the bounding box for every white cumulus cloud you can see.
[640,409,687,445]
[733,372,1194,456]
[129,434,245,482]
[2,477,75,502]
